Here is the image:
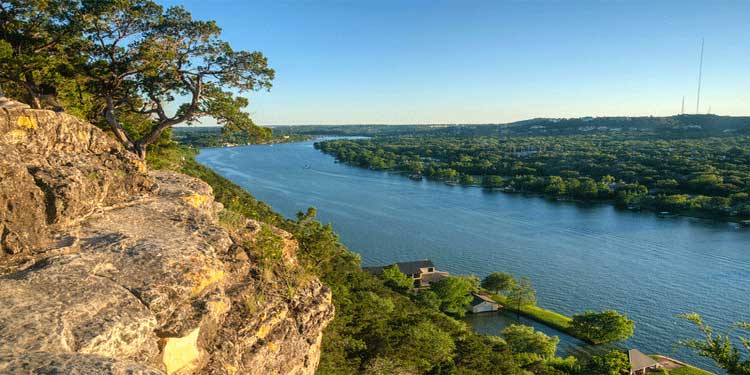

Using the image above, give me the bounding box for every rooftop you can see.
[363,259,436,276]
[471,293,498,306]
[629,349,659,371]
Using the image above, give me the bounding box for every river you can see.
[197,139,750,373]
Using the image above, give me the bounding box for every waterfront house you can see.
[363,259,449,288]
[628,349,661,374]
[470,293,501,313]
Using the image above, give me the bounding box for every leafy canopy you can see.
[430,275,479,317]
[584,350,630,375]
[507,276,537,309]
[0,0,274,158]
[568,310,635,344]
[502,324,560,361]
[481,272,516,295]
[379,265,413,292]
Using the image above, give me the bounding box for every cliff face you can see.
[0,98,334,375]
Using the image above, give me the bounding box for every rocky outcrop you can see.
[0,98,334,374]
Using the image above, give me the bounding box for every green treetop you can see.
[568,310,635,344]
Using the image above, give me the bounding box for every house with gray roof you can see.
[363,259,449,288]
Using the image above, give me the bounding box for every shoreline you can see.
[337,164,749,226]
[486,293,590,344]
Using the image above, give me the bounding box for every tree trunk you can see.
[23,73,42,109]
[103,96,135,151]
[133,142,147,159]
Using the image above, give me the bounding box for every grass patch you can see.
[669,366,715,375]
[490,294,586,341]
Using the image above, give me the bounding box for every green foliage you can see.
[584,350,630,375]
[1,0,274,158]
[0,0,83,108]
[414,290,441,310]
[315,127,750,220]
[502,324,559,361]
[398,321,456,372]
[431,276,479,317]
[569,310,635,344]
[379,265,413,292]
[459,174,476,185]
[482,175,504,188]
[679,312,750,374]
[507,277,537,312]
[481,272,516,295]
[669,366,715,375]
[252,225,285,270]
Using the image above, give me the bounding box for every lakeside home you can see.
[363,259,449,288]
[470,293,502,313]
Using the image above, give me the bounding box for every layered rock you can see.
[0,98,334,374]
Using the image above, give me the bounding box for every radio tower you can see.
[696,38,704,113]
[681,96,685,115]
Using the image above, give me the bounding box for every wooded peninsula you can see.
[302,115,750,222]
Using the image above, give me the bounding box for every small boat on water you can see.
[408,173,423,181]
[445,181,459,186]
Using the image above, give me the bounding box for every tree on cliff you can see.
[1,0,274,158]
[0,0,82,109]
[80,0,274,158]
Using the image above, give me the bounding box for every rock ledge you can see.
[0,99,334,374]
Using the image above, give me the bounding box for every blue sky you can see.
[162,0,749,125]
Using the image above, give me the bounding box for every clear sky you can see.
[161,0,749,125]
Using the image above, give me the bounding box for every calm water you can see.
[198,139,750,373]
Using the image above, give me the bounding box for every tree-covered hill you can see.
[273,115,750,139]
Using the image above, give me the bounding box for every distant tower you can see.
[681,96,685,115]
[696,38,705,113]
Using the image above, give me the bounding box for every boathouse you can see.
[628,349,661,374]
[470,293,501,313]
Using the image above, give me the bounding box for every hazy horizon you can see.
[163,0,750,125]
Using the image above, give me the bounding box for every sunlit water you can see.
[197,139,750,373]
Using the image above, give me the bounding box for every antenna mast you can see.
[681,96,685,115]
[696,38,704,113]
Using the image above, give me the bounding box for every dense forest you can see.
[314,119,750,221]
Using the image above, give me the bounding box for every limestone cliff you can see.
[0,98,334,374]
